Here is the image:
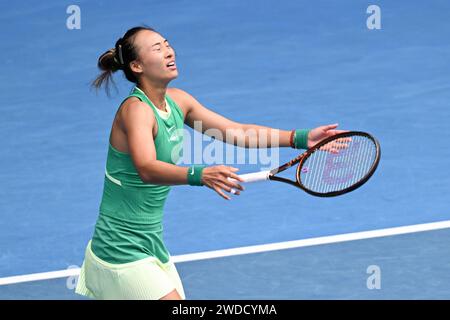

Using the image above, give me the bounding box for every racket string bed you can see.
[298,134,379,195]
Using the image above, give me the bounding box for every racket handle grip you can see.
[235,170,271,183]
[228,170,271,194]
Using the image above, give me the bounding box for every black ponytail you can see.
[92,26,157,95]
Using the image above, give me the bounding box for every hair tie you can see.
[114,38,125,67]
[117,44,124,65]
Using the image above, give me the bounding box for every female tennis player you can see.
[75,26,345,300]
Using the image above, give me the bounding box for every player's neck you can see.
[137,81,167,112]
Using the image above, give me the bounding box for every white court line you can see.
[1,220,450,286]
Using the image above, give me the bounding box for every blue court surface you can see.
[1,0,450,299]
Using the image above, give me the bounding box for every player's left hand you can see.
[307,123,348,148]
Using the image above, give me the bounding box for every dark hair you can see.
[92,26,157,95]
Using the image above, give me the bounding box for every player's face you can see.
[132,30,178,84]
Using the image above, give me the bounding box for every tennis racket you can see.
[230,131,381,197]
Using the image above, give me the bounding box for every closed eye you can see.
[151,40,171,51]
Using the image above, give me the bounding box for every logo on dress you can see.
[168,126,182,142]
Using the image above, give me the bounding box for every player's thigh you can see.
[160,289,182,300]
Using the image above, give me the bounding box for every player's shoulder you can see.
[167,86,186,95]
[121,95,147,108]
[120,96,155,128]
[168,87,196,101]
[120,96,152,114]
[167,87,197,110]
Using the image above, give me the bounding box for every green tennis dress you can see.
[75,86,186,299]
